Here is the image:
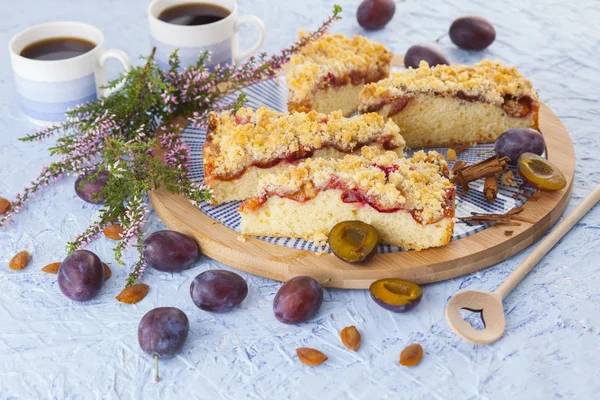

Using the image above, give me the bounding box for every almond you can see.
[41,262,61,274]
[103,224,124,240]
[0,197,10,214]
[400,343,423,367]
[9,251,30,270]
[116,283,149,304]
[340,325,361,351]
[296,348,327,366]
[103,263,112,280]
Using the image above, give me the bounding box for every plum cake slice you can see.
[203,107,405,204]
[286,33,392,116]
[239,147,455,251]
[359,60,540,148]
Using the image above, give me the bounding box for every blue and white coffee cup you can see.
[148,0,266,70]
[8,21,131,125]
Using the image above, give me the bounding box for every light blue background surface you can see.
[1,1,599,398]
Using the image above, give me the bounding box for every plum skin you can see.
[138,307,189,358]
[357,0,396,30]
[404,45,450,69]
[273,276,323,324]
[190,270,248,312]
[143,230,200,272]
[449,16,496,51]
[75,170,109,204]
[58,250,104,302]
[495,128,545,165]
[369,279,422,313]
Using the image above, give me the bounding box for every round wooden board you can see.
[149,57,575,289]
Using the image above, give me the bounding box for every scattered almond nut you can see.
[9,251,30,270]
[340,326,361,351]
[41,262,61,274]
[103,263,112,280]
[400,343,423,367]
[103,224,124,240]
[296,348,327,366]
[116,283,149,304]
[0,197,11,214]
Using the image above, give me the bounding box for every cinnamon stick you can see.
[451,156,510,193]
[458,206,535,225]
[483,175,499,203]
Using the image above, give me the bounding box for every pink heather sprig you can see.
[159,129,191,178]
[115,194,150,285]
[66,216,109,254]
[126,235,147,287]
[1,112,118,228]
[115,194,150,261]
[0,160,86,228]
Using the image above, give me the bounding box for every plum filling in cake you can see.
[240,173,455,225]
[364,93,537,120]
[203,108,405,204]
[240,148,455,225]
[204,134,400,182]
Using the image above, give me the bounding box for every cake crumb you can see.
[237,235,247,243]
[312,232,329,249]
[504,230,514,236]
[447,148,457,161]
[501,171,518,187]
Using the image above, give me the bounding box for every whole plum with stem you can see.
[190,270,248,312]
[273,276,328,324]
[58,250,104,302]
[138,307,189,382]
[357,0,395,30]
[143,230,200,272]
[495,128,545,165]
[74,170,109,204]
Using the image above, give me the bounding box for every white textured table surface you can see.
[1,1,600,399]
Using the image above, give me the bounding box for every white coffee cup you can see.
[8,21,131,125]
[148,0,266,69]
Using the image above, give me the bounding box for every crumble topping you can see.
[286,33,393,102]
[360,60,539,108]
[251,147,453,223]
[204,107,405,178]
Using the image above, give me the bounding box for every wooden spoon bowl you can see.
[445,290,505,344]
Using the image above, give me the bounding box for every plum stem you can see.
[477,149,495,156]
[435,33,447,43]
[319,278,332,287]
[154,354,160,382]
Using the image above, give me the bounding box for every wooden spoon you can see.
[446,184,600,344]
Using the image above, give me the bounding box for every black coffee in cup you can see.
[158,2,231,26]
[20,37,96,61]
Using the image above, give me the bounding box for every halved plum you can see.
[369,279,422,312]
[518,153,566,191]
[329,221,380,263]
